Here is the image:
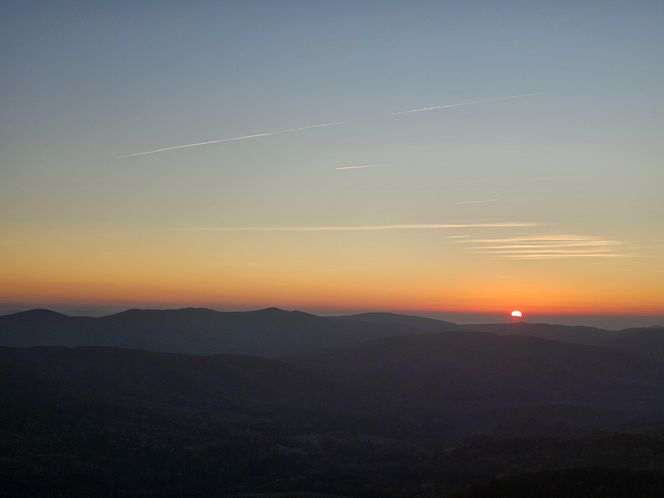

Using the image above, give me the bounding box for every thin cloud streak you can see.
[476,242,623,249]
[496,254,632,260]
[186,222,538,232]
[391,93,540,115]
[458,198,501,205]
[335,164,383,170]
[468,235,609,243]
[462,233,630,260]
[118,121,344,158]
[473,249,618,255]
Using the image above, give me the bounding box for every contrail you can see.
[184,222,537,232]
[477,241,623,249]
[335,164,383,170]
[391,93,540,115]
[117,121,344,158]
[495,253,631,260]
[474,248,618,255]
[468,235,615,243]
[119,92,541,158]
[458,198,501,205]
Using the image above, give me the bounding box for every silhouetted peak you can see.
[2,309,68,320]
[256,307,289,314]
[106,308,147,318]
[177,307,216,313]
[104,307,222,320]
[253,307,317,318]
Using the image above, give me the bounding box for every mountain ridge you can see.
[1,307,662,359]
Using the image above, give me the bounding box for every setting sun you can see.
[511,310,523,318]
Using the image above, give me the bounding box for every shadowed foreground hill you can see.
[3,343,664,497]
[286,331,664,432]
[450,468,664,498]
[0,346,340,413]
[0,347,356,497]
[599,327,664,363]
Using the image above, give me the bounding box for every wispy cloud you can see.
[117,121,344,158]
[459,234,630,260]
[391,93,540,115]
[335,164,383,171]
[590,262,641,267]
[494,254,632,260]
[474,249,623,255]
[476,242,622,249]
[468,235,613,243]
[458,198,501,205]
[185,222,537,232]
[218,262,367,272]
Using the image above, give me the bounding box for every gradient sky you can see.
[1,1,663,325]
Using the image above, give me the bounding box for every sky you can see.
[1,1,663,326]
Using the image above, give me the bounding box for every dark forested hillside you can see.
[2,309,664,497]
[449,468,664,498]
[3,338,664,497]
[599,327,664,362]
[286,331,664,427]
[0,346,342,412]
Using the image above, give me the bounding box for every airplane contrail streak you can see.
[391,93,540,115]
[185,222,537,232]
[117,121,344,158]
[335,164,383,170]
[496,253,631,260]
[119,92,541,158]
[458,198,501,204]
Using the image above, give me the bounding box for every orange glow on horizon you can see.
[1,226,663,317]
[2,274,663,317]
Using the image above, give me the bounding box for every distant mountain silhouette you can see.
[0,307,459,356]
[335,311,465,332]
[337,313,641,345]
[5,307,658,357]
[459,321,624,344]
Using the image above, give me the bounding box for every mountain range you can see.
[1,307,661,359]
[2,307,664,497]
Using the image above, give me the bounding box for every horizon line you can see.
[1,305,662,325]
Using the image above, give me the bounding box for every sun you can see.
[511,310,523,318]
